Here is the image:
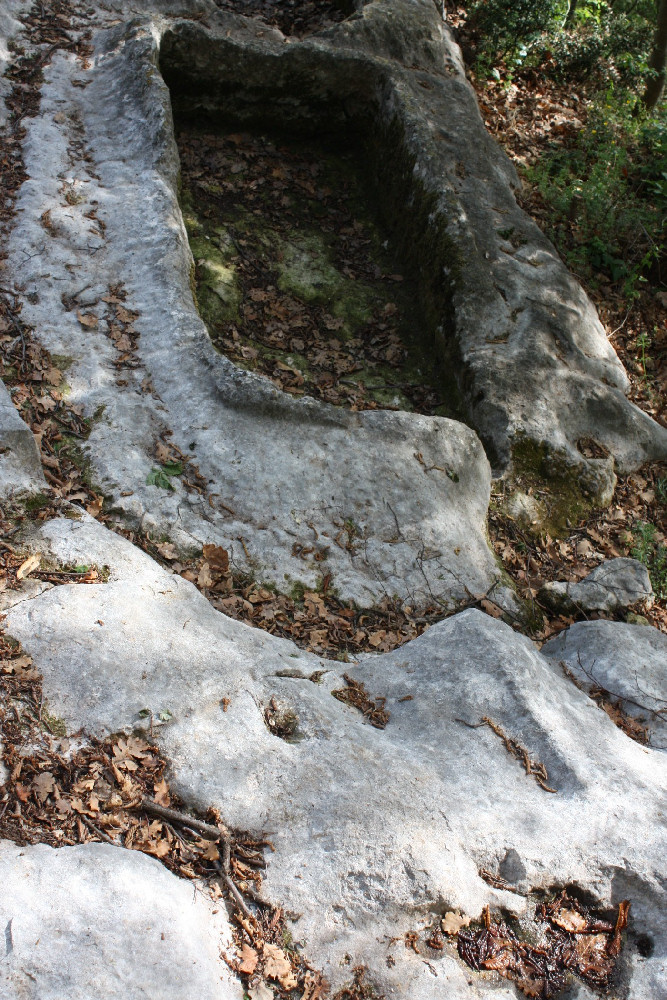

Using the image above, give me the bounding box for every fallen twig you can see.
[81,815,120,846]
[139,797,228,842]
[457,717,557,792]
[211,859,254,920]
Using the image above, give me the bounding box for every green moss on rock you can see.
[507,436,615,537]
[277,232,376,335]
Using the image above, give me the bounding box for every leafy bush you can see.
[525,89,666,296]
[542,12,653,86]
[467,0,562,61]
[632,521,667,599]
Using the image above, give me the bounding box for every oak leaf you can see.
[262,943,297,989]
[77,311,98,328]
[441,911,471,936]
[552,908,589,933]
[238,943,258,974]
[153,778,171,807]
[16,553,41,580]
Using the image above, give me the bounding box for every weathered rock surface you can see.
[2,11,510,611]
[5,516,667,997]
[0,379,45,497]
[158,0,667,491]
[542,619,667,748]
[2,2,667,998]
[539,557,653,614]
[0,840,241,1000]
[4,0,666,614]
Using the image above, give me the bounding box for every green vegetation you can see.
[632,520,667,598]
[510,436,613,536]
[41,708,67,738]
[526,94,665,297]
[464,0,666,299]
[146,461,184,490]
[22,492,50,512]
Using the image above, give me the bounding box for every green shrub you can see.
[632,521,667,599]
[542,12,653,86]
[525,88,666,297]
[467,0,562,63]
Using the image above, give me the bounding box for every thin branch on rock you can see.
[138,797,228,842]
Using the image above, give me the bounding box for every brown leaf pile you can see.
[0,634,212,872]
[0,626,332,997]
[332,674,390,729]
[130,530,449,658]
[0,300,104,513]
[456,894,630,998]
[177,127,445,415]
[101,284,141,376]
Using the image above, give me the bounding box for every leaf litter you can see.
[177,126,450,417]
[455,893,630,998]
[126,527,457,660]
[332,674,390,729]
[0,623,386,999]
[0,627,331,999]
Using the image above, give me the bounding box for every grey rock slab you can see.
[542,619,667,748]
[0,379,45,497]
[0,840,241,1000]
[0,578,52,613]
[6,0,665,610]
[540,557,654,614]
[157,0,667,487]
[4,17,507,613]
[5,516,666,998]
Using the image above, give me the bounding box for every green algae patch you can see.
[192,241,241,325]
[276,232,376,335]
[504,436,616,538]
[177,125,458,417]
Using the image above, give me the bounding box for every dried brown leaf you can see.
[238,943,259,974]
[262,943,297,989]
[77,310,98,328]
[16,553,41,580]
[32,771,56,803]
[441,911,471,936]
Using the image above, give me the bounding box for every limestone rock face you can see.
[5,516,667,998]
[1,1,667,998]
[0,840,241,1000]
[0,379,45,497]
[542,619,667,748]
[539,557,654,614]
[2,8,509,612]
[5,0,665,611]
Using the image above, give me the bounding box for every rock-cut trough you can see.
[0,1,666,999]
